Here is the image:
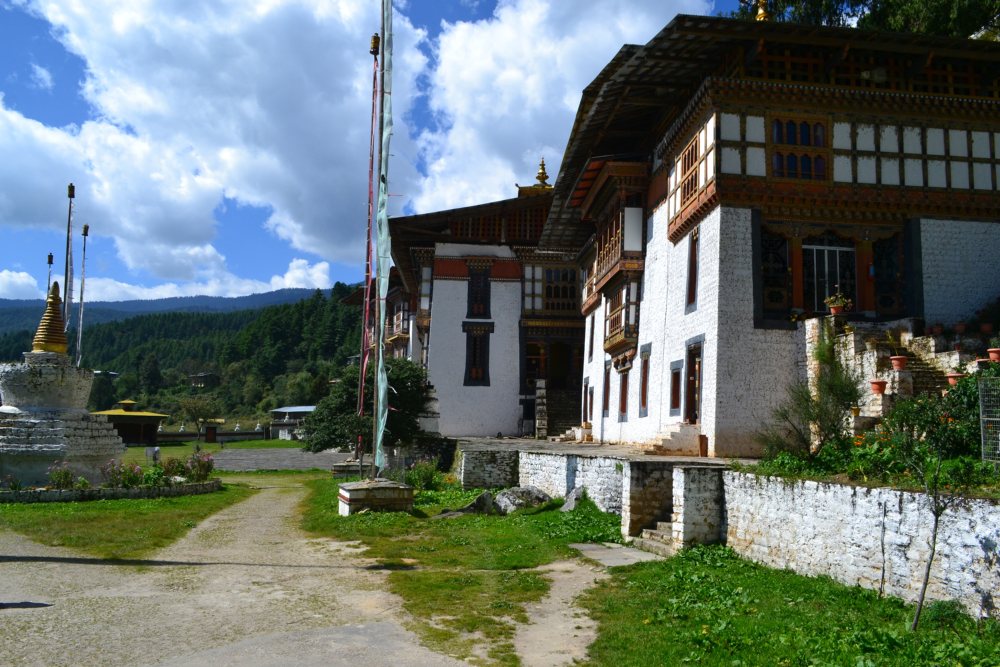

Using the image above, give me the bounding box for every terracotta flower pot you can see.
[829,305,844,315]
[946,372,966,386]
[989,348,1000,362]
[870,379,888,395]
[890,355,908,370]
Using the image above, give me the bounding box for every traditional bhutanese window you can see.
[462,322,493,386]
[602,361,611,417]
[419,266,432,312]
[639,343,651,418]
[524,265,542,311]
[770,117,830,180]
[618,370,629,421]
[544,267,577,312]
[587,313,595,361]
[669,360,683,416]
[760,229,791,320]
[686,226,700,309]
[679,134,700,206]
[588,385,594,422]
[467,267,491,318]
[582,378,589,423]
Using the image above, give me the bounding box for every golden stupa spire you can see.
[32,281,69,354]
[755,0,771,21]
[535,158,550,187]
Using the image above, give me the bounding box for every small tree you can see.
[301,358,431,456]
[755,321,861,462]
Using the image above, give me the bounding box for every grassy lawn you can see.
[122,438,300,465]
[301,478,621,665]
[0,483,255,559]
[580,545,1000,667]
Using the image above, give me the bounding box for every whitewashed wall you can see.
[427,244,522,437]
[713,207,799,456]
[920,218,1000,325]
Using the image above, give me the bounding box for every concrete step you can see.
[632,536,677,558]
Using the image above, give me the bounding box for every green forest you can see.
[0,284,362,423]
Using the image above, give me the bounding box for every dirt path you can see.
[0,479,465,667]
[1,477,621,666]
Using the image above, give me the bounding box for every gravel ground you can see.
[0,473,635,666]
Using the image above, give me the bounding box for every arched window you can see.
[800,122,811,146]
[773,152,785,177]
[786,121,797,145]
[801,155,812,179]
[814,156,826,179]
[772,120,783,143]
[786,154,798,178]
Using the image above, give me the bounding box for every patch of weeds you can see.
[580,545,1000,667]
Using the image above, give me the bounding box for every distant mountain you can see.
[0,288,319,336]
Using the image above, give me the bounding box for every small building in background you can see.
[93,400,169,446]
[269,405,315,440]
[188,372,220,389]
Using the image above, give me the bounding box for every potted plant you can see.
[824,289,852,315]
[870,379,888,394]
[946,371,966,386]
[885,331,908,370]
[988,337,1000,362]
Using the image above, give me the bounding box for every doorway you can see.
[684,343,702,424]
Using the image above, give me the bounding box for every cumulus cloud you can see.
[411,0,711,212]
[2,0,427,285]
[85,258,331,301]
[0,269,44,299]
[29,63,53,91]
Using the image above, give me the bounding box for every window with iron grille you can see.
[467,268,491,318]
[462,322,494,386]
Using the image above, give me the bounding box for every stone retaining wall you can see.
[0,479,223,503]
[457,449,519,489]
[622,461,674,536]
[719,471,999,619]
[519,453,624,514]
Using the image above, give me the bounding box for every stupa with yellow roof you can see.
[0,282,124,486]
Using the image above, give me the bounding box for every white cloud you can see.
[411,0,711,213]
[29,63,53,91]
[0,269,43,299]
[1,0,427,286]
[85,258,331,301]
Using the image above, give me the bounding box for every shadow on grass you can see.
[0,601,52,610]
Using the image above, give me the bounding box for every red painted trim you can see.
[433,258,469,278]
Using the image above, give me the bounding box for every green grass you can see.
[580,545,1000,667]
[0,483,255,559]
[122,438,300,464]
[301,478,621,664]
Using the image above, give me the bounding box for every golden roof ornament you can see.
[32,281,69,354]
[755,0,771,21]
[535,158,550,187]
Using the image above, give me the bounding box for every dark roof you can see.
[540,14,1000,249]
[390,192,553,293]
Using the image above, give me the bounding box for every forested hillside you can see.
[0,284,362,421]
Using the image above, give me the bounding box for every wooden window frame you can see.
[467,267,491,319]
[769,115,831,182]
[602,361,611,418]
[618,369,629,422]
[679,134,701,206]
[686,227,700,311]
[462,322,494,386]
[639,343,651,418]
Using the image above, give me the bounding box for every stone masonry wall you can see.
[622,460,674,537]
[457,449,519,489]
[672,466,724,547]
[723,471,1000,619]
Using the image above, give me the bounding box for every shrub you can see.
[142,465,168,487]
[404,458,444,491]
[161,457,187,478]
[100,460,144,488]
[47,462,74,490]
[3,475,23,491]
[185,452,215,482]
[73,477,91,490]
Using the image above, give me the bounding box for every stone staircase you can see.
[900,349,948,397]
[544,389,581,440]
[633,521,678,557]
[643,422,702,456]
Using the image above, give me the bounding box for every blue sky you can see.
[0,0,731,301]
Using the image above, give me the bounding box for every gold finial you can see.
[755,0,771,21]
[535,158,550,186]
[32,281,69,354]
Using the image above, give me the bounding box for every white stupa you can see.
[0,283,124,486]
